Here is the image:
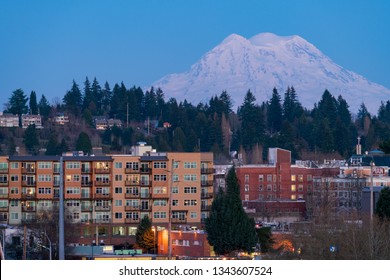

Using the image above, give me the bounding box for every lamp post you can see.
[152,227,156,255]
[370,160,375,220]
[91,240,96,260]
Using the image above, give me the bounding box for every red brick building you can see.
[236,148,339,224]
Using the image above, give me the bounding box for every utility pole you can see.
[59,156,65,259]
[168,159,173,259]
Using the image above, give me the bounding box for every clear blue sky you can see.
[1,0,389,109]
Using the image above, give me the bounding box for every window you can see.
[273,185,277,191]
[10,188,18,194]
[0,175,8,184]
[154,200,167,206]
[245,174,249,183]
[128,227,137,236]
[66,162,80,169]
[11,213,18,220]
[259,185,263,191]
[172,187,179,194]
[38,188,52,194]
[115,187,122,194]
[244,195,249,201]
[298,185,304,192]
[173,174,179,182]
[73,175,80,182]
[154,174,167,181]
[66,200,80,207]
[38,162,52,169]
[115,200,122,206]
[291,185,296,192]
[184,187,197,194]
[115,162,122,169]
[190,212,197,219]
[267,185,272,191]
[173,161,179,168]
[38,175,51,182]
[267,174,272,182]
[126,162,139,170]
[153,187,167,194]
[66,187,80,194]
[291,175,296,182]
[307,175,312,181]
[245,185,249,192]
[115,212,123,219]
[184,174,197,181]
[10,162,19,169]
[172,200,179,206]
[0,188,7,195]
[154,162,167,169]
[258,175,264,182]
[115,174,122,181]
[298,175,304,182]
[184,199,197,206]
[184,162,197,169]
[291,194,296,200]
[153,212,167,219]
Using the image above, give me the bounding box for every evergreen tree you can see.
[58,138,69,154]
[63,80,82,116]
[91,77,103,114]
[205,166,257,255]
[38,94,51,118]
[238,90,265,150]
[75,132,92,154]
[45,133,60,155]
[6,88,29,122]
[267,87,283,133]
[375,187,390,220]
[101,81,112,113]
[23,124,39,154]
[135,216,155,253]
[82,77,94,112]
[29,91,38,115]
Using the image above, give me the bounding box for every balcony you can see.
[125,193,139,199]
[81,167,91,173]
[22,206,36,212]
[125,180,139,186]
[0,194,9,198]
[140,167,152,174]
[0,216,7,222]
[93,193,111,199]
[93,218,111,224]
[22,181,36,187]
[21,193,36,199]
[201,180,214,187]
[140,193,151,199]
[94,168,111,174]
[95,180,110,186]
[81,181,93,187]
[53,167,60,173]
[95,205,111,211]
[125,218,140,224]
[140,206,151,212]
[81,193,91,199]
[152,193,169,199]
[81,205,93,212]
[201,168,215,174]
[201,205,212,211]
[172,218,187,224]
[201,193,213,199]
[125,205,139,211]
[0,168,8,174]
[0,206,9,212]
[0,181,8,186]
[22,167,36,174]
[125,168,139,174]
[140,181,151,187]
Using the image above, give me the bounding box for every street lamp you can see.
[370,160,375,220]
[152,227,156,255]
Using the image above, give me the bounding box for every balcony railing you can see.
[201,180,214,187]
[125,180,139,186]
[140,193,151,199]
[152,193,169,199]
[53,167,60,173]
[94,168,111,174]
[125,205,139,211]
[22,206,36,212]
[201,193,213,199]
[22,181,36,187]
[81,181,93,187]
[93,193,111,199]
[172,218,187,224]
[81,168,91,173]
[201,205,212,211]
[0,206,9,212]
[95,205,111,211]
[0,181,8,186]
[125,193,139,198]
[22,167,36,173]
[140,167,152,174]
[81,205,93,212]
[0,194,9,198]
[93,218,111,224]
[21,193,36,199]
[95,180,111,186]
[140,181,151,187]
[125,168,139,174]
[125,218,140,224]
[201,168,215,174]
[0,168,8,174]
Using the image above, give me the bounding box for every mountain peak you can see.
[149,33,390,113]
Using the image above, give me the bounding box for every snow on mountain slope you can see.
[149,32,390,113]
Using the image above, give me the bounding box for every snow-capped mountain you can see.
[149,32,390,114]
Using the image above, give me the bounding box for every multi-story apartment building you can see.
[0,144,213,246]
